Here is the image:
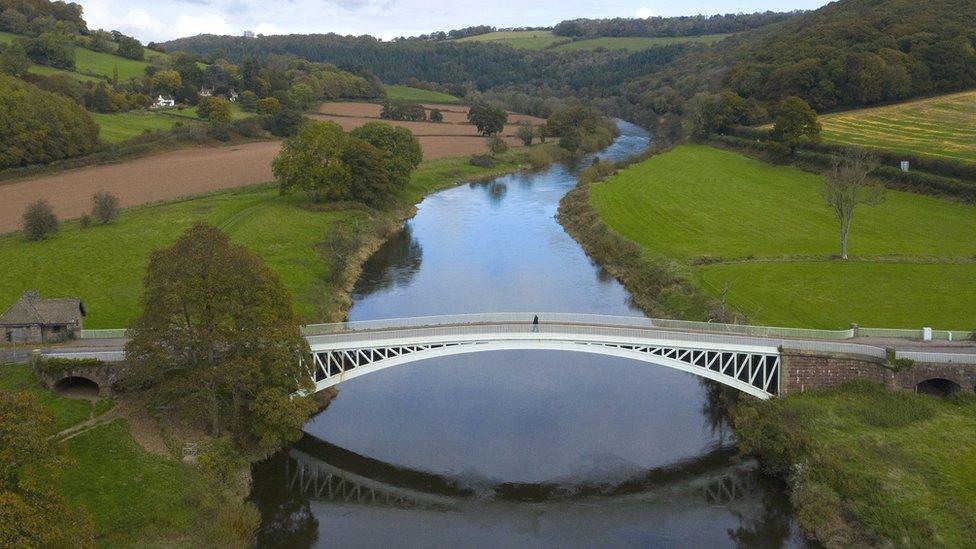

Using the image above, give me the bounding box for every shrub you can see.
[578,157,617,184]
[79,213,92,229]
[428,108,443,122]
[488,136,508,154]
[231,117,265,138]
[38,357,103,377]
[207,122,232,142]
[469,154,495,168]
[256,97,281,116]
[516,122,534,146]
[526,147,554,169]
[23,199,59,240]
[91,192,119,224]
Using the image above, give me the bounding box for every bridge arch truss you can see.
[307,320,782,399]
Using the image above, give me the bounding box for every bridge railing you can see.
[301,312,857,340]
[80,313,973,344]
[80,329,128,339]
[306,320,893,360]
[894,351,976,364]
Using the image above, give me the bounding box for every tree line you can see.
[163,0,976,126]
[552,11,799,38]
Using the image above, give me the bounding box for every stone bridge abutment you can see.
[781,348,976,396]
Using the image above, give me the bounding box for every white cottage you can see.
[152,94,176,109]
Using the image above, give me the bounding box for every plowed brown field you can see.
[0,141,282,234]
[317,102,546,127]
[1,102,540,234]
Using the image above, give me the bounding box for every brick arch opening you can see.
[915,378,962,398]
[53,376,100,399]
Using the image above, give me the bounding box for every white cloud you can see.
[252,22,280,36]
[175,13,235,37]
[635,7,655,19]
[123,9,166,36]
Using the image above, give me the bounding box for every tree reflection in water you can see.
[468,179,508,203]
[250,452,319,549]
[351,225,423,298]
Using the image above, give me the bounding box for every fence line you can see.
[895,351,976,365]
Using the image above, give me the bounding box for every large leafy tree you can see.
[0,391,94,547]
[467,101,507,136]
[350,121,423,193]
[771,96,821,154]
[274,120,422,206]
[125,223,316,448]
[273,120,350,202]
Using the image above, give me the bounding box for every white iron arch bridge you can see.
[304,313,786,399]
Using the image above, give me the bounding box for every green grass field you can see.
[384,84,462,104]
[58,420,206,546]
[737,383,976,546]
[0,31,155,82]
[455,30,567,50]
[163,103,250,121]
[0,149,537,328]
[91,111,189,142]
[552,33,734,52]
[0,361,210,545]
[819,91,976,163]
[589,145,976,329]
[452,30,734,51]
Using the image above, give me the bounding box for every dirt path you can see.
[0,141,282,235]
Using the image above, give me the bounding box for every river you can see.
[250,122,807,547]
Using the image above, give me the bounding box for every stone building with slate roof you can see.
[0,290,85,343]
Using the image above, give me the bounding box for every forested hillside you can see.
[164,0,976,129]
[0,0,386,168]
[552,11,798,38]
[630,0,976,114]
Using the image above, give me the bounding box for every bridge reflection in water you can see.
[281,433,763,511]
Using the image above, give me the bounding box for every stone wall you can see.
[31,354,119,397]
[781,349,976,396]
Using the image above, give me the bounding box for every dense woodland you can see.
[164,0,976,131]
[0,0,384,168]
[552,11,799,38]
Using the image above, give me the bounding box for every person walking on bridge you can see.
[532,315,539,333]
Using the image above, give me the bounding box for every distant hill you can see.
[163,0,976,126]
[552,11,798,38]
[453,30,734,52]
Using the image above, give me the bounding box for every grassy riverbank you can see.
[577,144,976,328]
[734,382,976,546]
[0,363,219,546]
[0,145,555,328]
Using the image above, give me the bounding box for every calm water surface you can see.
[250,122,806,547]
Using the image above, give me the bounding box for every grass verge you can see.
[57,420,206,546]
[733,382,976,546]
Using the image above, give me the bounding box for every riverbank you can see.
[0,144,562,545]
[556,140,976,546]
[557,148,723,322]
[0,145,560,327]
[560,144,976,329]
[733,382,976,546]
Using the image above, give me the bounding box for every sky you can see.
[76,0,832,44]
